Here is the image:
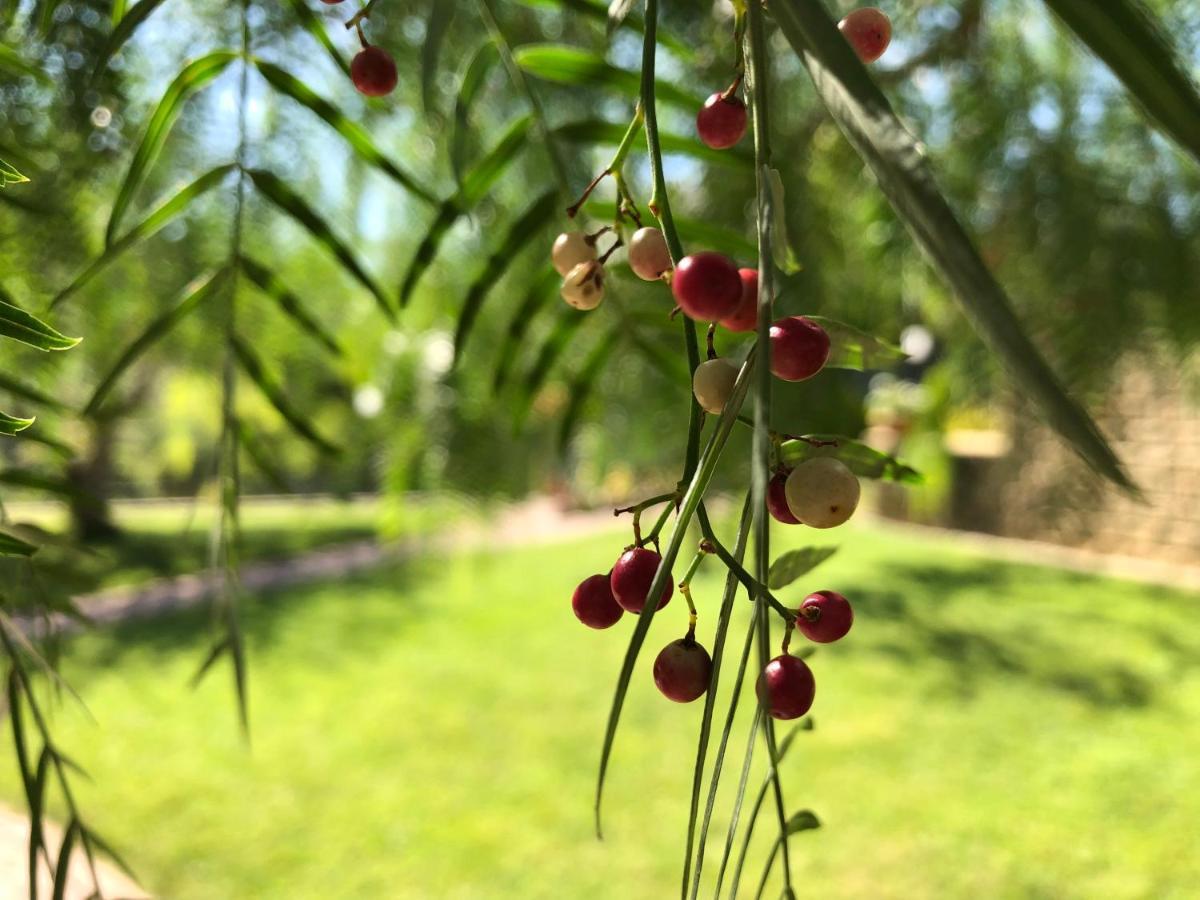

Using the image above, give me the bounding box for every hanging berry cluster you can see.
[322,0,399,98]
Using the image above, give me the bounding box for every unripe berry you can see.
[571,573,624,630]
[653,638,712,703]
[839,7,892,63]
[351,46,398,98]
[628,227,673,281]
[770,316,830,382]
[721,268,760,333]
[756,654,816,720]
[696,93,747,150]
[692,358,739,415]
[796,590,853,643]
[672,252,743,322]
[610,547,673,613]
[552,232,596,276]
[767,470,802,525]
[561,261,605,310]
[784,457,860,529]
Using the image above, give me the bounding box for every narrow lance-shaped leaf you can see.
[454,190,559,361]
[239,256,343,358]
[0,373,67,411]
[514,45,700,111]
[0,44,49,83]
[0,300,80,351]
[400,115,532,305]
[767,546,838,591]
[557,328,620,450]
[236,421,293,494]
[93,0,172,79]
[0,412,35,436]
[451,40,500,186]
[52,163,238,309]
[106,51,238,244]
[110,0,126,24]
[84,269,230,416]
[421,0,456,115]
[230,335,340,456]
[805,316,904,370]
[1,157,28,187]
[51,819,79,900]
[1042,0,1200,167]
[284,0,350,77]
[767,168,802,275]
[247,168,394,322]
[493,265,558,389]
[780,434,921,484]
[253,60,436,205]
[752,811,822,900]
[0,469,88,498]
[0,530,38,557]
[554,118,754,169]
[512,310,585,427]
[771,0,1135,494]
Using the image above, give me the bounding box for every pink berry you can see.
[571,573,624,629]
[767,470,802,525]
[838,8,892,63]
[756,655,816,720]
[720,268,760,333]
[770,316,831,382]
[610,547,673,613]
[697,93,748,150]
[796,590,853,643]
[653,638,712,703]
[351,46,398,97]
[672,252,743,323]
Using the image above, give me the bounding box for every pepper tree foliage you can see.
[0,0,1198,896]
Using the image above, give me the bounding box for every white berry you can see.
[628,227,673,281]
[692,358,739,414]
[784,457,860,528]
[552,232,596,276]
[561,261,605,310]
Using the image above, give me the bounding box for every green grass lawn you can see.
[4,516,1199,899]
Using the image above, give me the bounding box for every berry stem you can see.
[706,324,718,361]
[567,106,645,220]
[345,0,383,32]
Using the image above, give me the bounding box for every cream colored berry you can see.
[628,227,673,281]
[552,232,596,276]
[692,358,739,415]
[784,457,860,528]
[561,261,605,310]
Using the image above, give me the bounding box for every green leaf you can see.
[0,412,35,436]
[84,269,229,416]
[0,530,38,557]
[785,810,820,834]
[516,0,696,60]
[231,335,340,456]
[53,164,238,309]
[239,256,343,358]
[1,157,28,187]
[0,372,67,412]
[771,0,1135,494]
[106,51,238,245]
[80,827,139,883]
[93,0,171,79]
[494,267,558,390]
[513,310,585,427]
[284,0,350,77]
[399,115,533,306]
[557,328,620,450]
[0,468,86,498]
[246,167,394,322]
[421,0,456,115]
[454,190,559,361]
[779,434,922,484]
[554,118,753,169]
[110,0,127,24]
[767,546,838,590]
[803,316,903,370]
[766,168,802,275]
[0,300,80,351]
[451,41,501,186]
[253,60,436,205]
[50,819,78,900]
[514,44,699,111]
[1043,0,1200,166]
[237,421,293,494]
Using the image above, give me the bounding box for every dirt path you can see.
[0,811,147,900]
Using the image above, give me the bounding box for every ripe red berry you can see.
[653,638,712,703]
[610,547,673,613]
[672,252,743,322]
[770,316,831,382]
[796,590,853,643]
[351,46,398,98]
[756,655,816,720]
[767,470,802,525]
[721,268,760,333]
[697,92,748,150]
[838,7,892,63]
[571,573,624,630]
[321,0,344,4]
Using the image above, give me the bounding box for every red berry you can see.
[756,655,816,720]
[719,268,759,333]
[672,253,743,323]
[697,92,747,150]
[796,590,853,643]
[838,8,892,63]
[351,46,398,98]
[767,470,802,525]
[610,547,673,613]
[653,638,712,703]
[321,0,345,4]
[770,316,831,382]
[571,573,624,629]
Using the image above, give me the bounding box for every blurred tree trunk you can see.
[67,416,121,542]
